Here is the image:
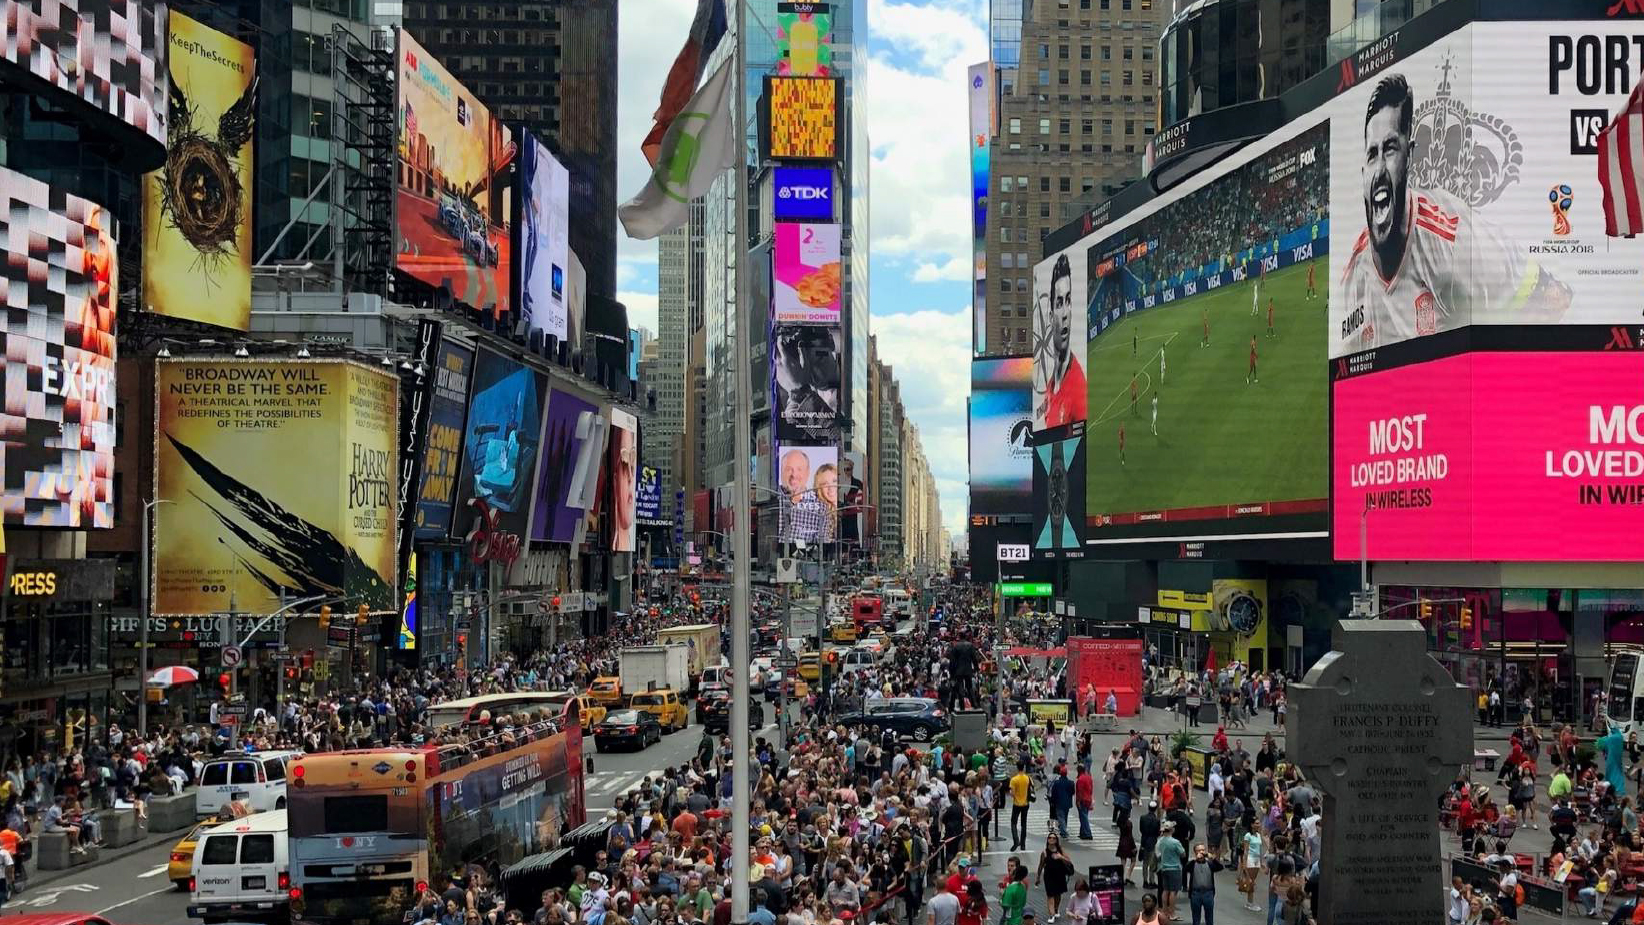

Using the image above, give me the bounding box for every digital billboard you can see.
[142,10,254,330]
[1031,247,1088,435]
[839,450,868,547]
[970,357,1033,516]
[531,388,599,543]
[767,76,839,160]
[1065,123,1329,541]
[969,62,993,355]
[776,2,832,77]
[773,222,842,322]
[1032,434,1085,558]
[153,360,399,616]
[777,444,838,545]
[451,349,548,542]
[772,323,842,442]
[1333,351,1644,563]
[773,166,834,222]
[0,0,167,153]
[0,167,117,528]
[608,408,637,552]
[396,31,513,316]
[415,338,474,539]
[636,465,664,525]
[520,130,570,342]
[1327,22,1644,358]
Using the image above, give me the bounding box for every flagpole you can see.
[728,0,754,921]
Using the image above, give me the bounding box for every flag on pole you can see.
[619,57,739,240]
[1598,77,1644,238]
[643,0,730,166]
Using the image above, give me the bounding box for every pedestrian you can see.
[1183,842,1223,925]
[1139,802,1161,890]
[1009,762,1033,851]
[957,881,987,925]
[1050,764,1075,838]
[999,866,1028,925]
[1065,879,1095,925]
[1117,815,1138,886]
[1156,822,1186,923]
[1035,833,1075,922]
[1239,822,1264,912]
[1075,764,1095,841]
[1134,893,1163,925]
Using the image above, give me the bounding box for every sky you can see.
[616,0,986,538]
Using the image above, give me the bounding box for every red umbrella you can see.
[147,666,201,687]
[1204,647,1218,673]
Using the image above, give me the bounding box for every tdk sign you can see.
[773,167,834,221]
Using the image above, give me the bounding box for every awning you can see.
[502,847,570,882]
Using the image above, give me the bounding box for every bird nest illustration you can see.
[156,73,257,268]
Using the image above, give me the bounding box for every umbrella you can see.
[1204,647,1217,673]
[148,666,201,687]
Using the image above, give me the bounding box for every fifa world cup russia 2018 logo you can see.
[1550,184,1575,236]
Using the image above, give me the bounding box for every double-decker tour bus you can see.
[287,709,584,924]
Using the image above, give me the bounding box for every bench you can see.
[35,830,98,871]
[1474,749,1501,772]
[1087,713,1118,732]
[147,792,196,833]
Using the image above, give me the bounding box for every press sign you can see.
[773,166,834,221]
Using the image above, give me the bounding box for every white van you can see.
[195,750,301,818]
[187,809,289,920]
[699,662,731,690]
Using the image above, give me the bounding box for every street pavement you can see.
[6,702,1539,925]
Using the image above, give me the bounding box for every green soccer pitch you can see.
[1084,259,1328,517]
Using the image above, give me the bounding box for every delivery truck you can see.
[655,624,721,686]
[619,644,692,697]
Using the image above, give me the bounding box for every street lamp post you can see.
[138,498,173,737]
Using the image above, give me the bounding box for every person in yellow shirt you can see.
[1009,763,1033,851]
[1477,691,1488,725]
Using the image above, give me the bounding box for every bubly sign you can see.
[1333,352,1644,562]
[773,166,834,221]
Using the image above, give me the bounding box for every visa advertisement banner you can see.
[1333,351,1644,562]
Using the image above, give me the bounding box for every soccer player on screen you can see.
[1160,347,1166,383]
[1340,74,1570,352]
[1040,254,1088,427]
[1118,422,1126,466]
[1251,263,1262,316]
[1306,260,1317,300]
[1151,393,1158,436]
[1246,335,1258,384]
[1200,307,1210,348]
[1266,297,1276,338]
[1130,375,1138,415]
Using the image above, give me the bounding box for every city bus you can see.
[287,711,585,924]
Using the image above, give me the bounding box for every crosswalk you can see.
[981,807,1122,858]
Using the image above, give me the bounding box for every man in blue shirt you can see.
[1049,764,1077,838]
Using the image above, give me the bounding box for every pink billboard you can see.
[772,222,841,323]
[1334,352,1644,562]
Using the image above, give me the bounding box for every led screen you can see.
[969,357,1033,516]
[767,76,838,160]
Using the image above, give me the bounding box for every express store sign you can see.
[772,167,834,221]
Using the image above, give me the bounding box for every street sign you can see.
[776,656,799,669]
[219,703,248,724]
[790,611,819,638]
[327,625,355,647]
[999,582,1053,597]
[221,645,243,668]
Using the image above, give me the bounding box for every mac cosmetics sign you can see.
[772,166,834,221]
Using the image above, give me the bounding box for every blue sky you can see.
[616,0,987,537]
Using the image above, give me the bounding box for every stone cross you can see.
[1286,620,1473,925]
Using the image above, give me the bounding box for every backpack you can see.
[1515,883,1525,905]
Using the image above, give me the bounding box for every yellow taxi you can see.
[544,690,607,732]
[588,676,624,708]
[829,622,858,644]
[628,688,688,732]
[797,652,821,682]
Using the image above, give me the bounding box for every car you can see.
[436,197,466,238]
[169,807,248,889]
[629,688,689,732]
[697,688,764,733]
[593,710,662,751]
[541,690,607,732]
[839,698,949,742]
[464,223,496,266]
[588,676,624,708]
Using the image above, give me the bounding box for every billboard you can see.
[415,338,474,538]
[969,357,1034,516]
[608,408,637,552]
[969,62,993,355]
[636,465,664,525]
[1031,247,1088,435]
[772,323,842,441]
[773,223,842,323]
[153,360,399,616]
[531,388,599,543]
[1333,351,1644,563]
[1327,22,1644,359]
[776,2,833,77]
[400,551,418,650]
[142,11,254,330]
[0,167,117,527]
[767,76,839,160]
[1033,434,1085,558]
[1060,122,1330,541]
[395,31,513,316]
[777,444,838,545]
[451,349,548,543]
[839,450,868,547]
[0,0,167,151]
[1210,578,1268,668]
[519,130,570,342]
[772,166,835,222]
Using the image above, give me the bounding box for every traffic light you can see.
[1419,599,1432,621]
[283,666,299,681]
[317,605,332,630]
[218,672,232,691]
[356,604,370,626]
[1460,604,1473,630]
[301,649,315,670]
[456,633,468,654]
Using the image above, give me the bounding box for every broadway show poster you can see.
[452,349,548,541]
[531,388,598,543]
[142,11,255,330]
[153,360,399,616]
[415,338,474,538]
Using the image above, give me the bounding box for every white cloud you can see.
[871,306,972,535]
[911,255,970,283]
[619,290,660,335]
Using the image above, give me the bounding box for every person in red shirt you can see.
[1306,260,1317,299]
[1246,336,1259,385]
[1118,423,1126,466]
[1075,765,1095,840]
[1039,253,1087,428]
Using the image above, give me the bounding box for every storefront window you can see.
[46,609,92,677]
